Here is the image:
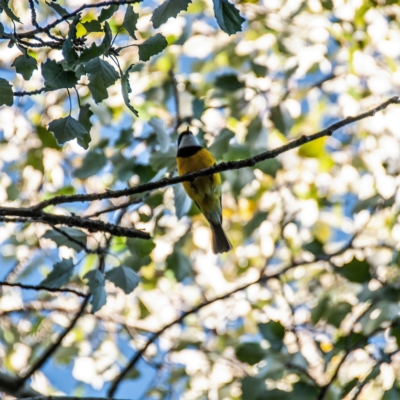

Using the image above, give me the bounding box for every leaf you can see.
[258,321,285,351]
[105,266,141,294]
[352,194,394,214]
[42,59,78,89]
[209,128,234,159]
[40,259,75,288]
[84,58,119,88]
[102,22,112,54]
[0,0,21,22]
[152,0,192,28]
[43,228,87,251]
[46,1,69,17]
[149,145,176,170]
[292,382,319,399]
[127,238,155,258]
[79,42,105,63]
[123,5,139,39]
[235,342,266,365]
[12,54,37,80]
[98,4,118,22]
[121,64,139,116]
[0,78,13,106]
[138,33,168,62]
[241,376,265,400]
[88,72,108,103]
[149,118,170,151]
[212,0,244,35]
[77,104,93,149]
[215,73,244,91]
[62,14,79,65]
[337,257,371,283]
[84,270,106,313]
[166,251,191,281]
[326,302,352,328]
[73,149,107,179]
[391,325,400,347]
[173,183,192,219]
[48,116,88,145]
[243,211,267,237]
[83,20,102,33]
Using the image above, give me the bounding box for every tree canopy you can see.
[0,0,400,399]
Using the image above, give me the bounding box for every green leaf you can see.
[235,342,266,365]
[173,183,191,219]
[84,58,118,87]
[326,302,352,328]
[352,194,394,213]
[152,0,192,28]
[84,270,106,313]
[123,5,139,39]
[98,4,118,22]
[292,382,319,399]
[42,59,78,89]
[212,0,244,35]
[138,33,168,62]
[337,257,371,283]
[241,376,265,400]
[88,72,108,103]
[121,64,139,116]
[256,158,282,177]
[311,295,329,324]
[0,22,4,37]
[102,22,112,54]
[40,259,75,288]
[215,73,244,91]
[0,78,13,106]
[77,104,92,149]
[62,14,79,66]
[48,116,88,146]
[166,251,191,281]
[46,1,69,17]
[11,54,37,80]
[73,149,107,179]
[127,238,155,258]
[383,387,400,400]
[149,145,176,170]
[105,266,141,294]
[79,42,105,62]
[209,128,234,159]
[0,0,21,22]
[258,321,285,351]
[43,228,87,251]
[391,326,400,347]
[83,20,102,33]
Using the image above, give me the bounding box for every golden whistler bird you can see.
[176,129,232,254]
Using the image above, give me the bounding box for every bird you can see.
[176,128,232,254]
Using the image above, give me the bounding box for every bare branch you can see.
[0,211,150,239]
[32,96,400,211]
[0,281,87,297]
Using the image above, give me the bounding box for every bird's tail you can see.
[210,222,232,254]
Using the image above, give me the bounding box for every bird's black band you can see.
[177,146,202,158]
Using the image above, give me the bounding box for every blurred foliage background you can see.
[0,0,400,399]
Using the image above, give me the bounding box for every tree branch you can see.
[19,295,90,383]
[32,96,400,211]
[0,281,86,297]
[0,211,150,239]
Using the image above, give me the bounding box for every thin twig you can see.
[0,281,86,297]
[19,295,90,383]
[32,96,400,211]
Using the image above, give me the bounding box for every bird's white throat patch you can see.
[179,133,200,149]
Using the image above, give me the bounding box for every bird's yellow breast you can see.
[176,148,222,220]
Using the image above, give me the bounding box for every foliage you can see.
[0,0,400,400]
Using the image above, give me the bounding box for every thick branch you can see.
[0,281,86,297]
[0,211,149,239]
[33,96,400,211]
